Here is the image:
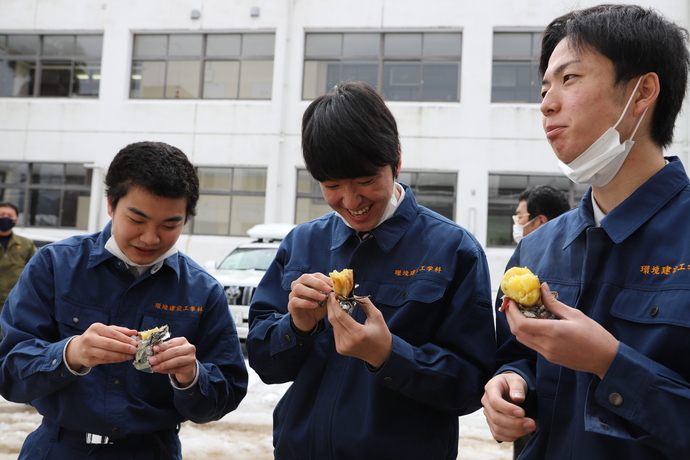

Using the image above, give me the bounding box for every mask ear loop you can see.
[613,76,648,142]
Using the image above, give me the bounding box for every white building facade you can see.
[1,0,688,293]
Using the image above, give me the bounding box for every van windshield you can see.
[218,247,278,271]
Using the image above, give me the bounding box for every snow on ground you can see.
[0,362,511,460]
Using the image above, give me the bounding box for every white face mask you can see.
[558,76,648,187]
[512,217,536,244]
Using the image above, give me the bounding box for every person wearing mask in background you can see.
[0,201,37,310]
[247,81,495,459]
[510,184,570,458]
[482,5,690,459]
[512,185,570,245]
[0,142,248,460]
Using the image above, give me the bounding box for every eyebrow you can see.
[127,206,184,222]
[542,58,580,85]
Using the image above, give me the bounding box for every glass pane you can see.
[424,33,462,57]
[206,34,241,57]
[165,60,200,98]
[238,60,273,99]
[493,33,533,58]
[31,163,63,184]
[417,172,456,195]
[382,62,421,101]
[43,35,75,56]
[133,35,167,57]
[384,34,422,57]
[198,167,232,191]
[0,163,28,184]
[342,34,379,57]
[39,62,72,96]
[130,61,165,98]
[8,35,39,55]
[296,169,318,194]
[532,33,542,55]
[193,194,230,235]
[492,61,532,102]
[341,62,378,89]
[242,34,275,57]
[230,195,265,236]
[168,35,203,56]
[0,35,6,56]
[203,61,239,99]
[65,164,91,185]
[302,60,338,100]
[61,190,90,228]
[3,60,35,96]
[421,62,459,101]
[29,189,60,226]
[233,168,266,192]
[295,197,331,224]
[305,34,342,57]
[73,62,101,97]
[75,35,103,57]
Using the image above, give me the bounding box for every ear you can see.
[633,72,660,116]
[394,155,402,176]
[535,214,548,228]
[107,198,114,218]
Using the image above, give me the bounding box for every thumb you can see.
[540,282,570,319]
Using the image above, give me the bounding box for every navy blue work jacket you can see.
[497,157,690,459]
[247,184,495,460]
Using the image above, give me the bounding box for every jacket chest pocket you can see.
[55,296,110,338]
[609,288,690,371]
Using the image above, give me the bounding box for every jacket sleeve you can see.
[246,245,318,384]
[171,281,248,424]
[0,250,81,403]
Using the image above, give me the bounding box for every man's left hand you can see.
[148,337,198,387]
[503,283,619,379]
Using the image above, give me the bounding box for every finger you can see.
[540,282,570,319]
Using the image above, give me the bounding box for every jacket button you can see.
[649,306,659,317]
[112,428,119,435]
[609,393,623,406]
[284,334,292,343]
[402,292,408,299]
[114,380,120,386]
[72,317,79,324]
[384,376,393,382]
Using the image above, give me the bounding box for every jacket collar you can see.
[564,156,689,248]
[330,182,417,253]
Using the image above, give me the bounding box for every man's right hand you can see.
[65,323,138,371]
[481,371,537,442]
[288,273,332,333]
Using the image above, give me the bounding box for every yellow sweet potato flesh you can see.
[329,269,354,297]
[501,267,541,307]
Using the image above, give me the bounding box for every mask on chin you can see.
[558,76,647,187]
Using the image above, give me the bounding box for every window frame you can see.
[129,32,275,100]
[491,30,543,103]
[302,30,462,102]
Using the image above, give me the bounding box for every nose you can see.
[340,183,362,210]
[540,89,559,117]
[140,225,161,246]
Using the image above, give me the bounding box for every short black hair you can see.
[519,185,570,221]
[0,202,19,216]
[301,81,400,182]
[540,4,690,149]
[105,142,199,222]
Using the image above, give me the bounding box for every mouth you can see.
[544,125,565,139]
[132,246,158,257]
[347,205,371,218]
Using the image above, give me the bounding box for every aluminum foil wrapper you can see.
[133,325,170,372]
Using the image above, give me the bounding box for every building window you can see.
[0,162,92,228]
[295,169,457,223]
[487,173,586,247]
[130,33,275,100]
[189,167,267,236]
[303,32,461,102]
[0,34,103,98]
[491,31,542,103]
